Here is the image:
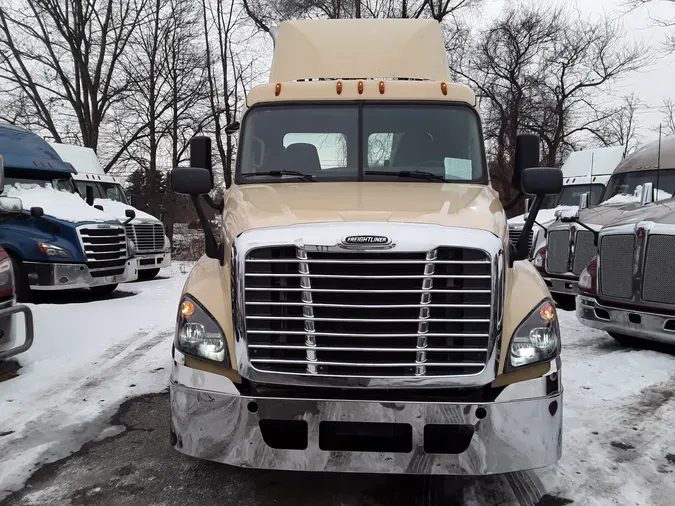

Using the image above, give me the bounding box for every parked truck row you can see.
[0,124,172,359]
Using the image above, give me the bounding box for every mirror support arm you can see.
[513,194,544,264]
[191,195,218,259]
[203,195,224,213]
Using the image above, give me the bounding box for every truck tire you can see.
[89,284,118,297]
[139,268,161,280]
[552,293,575,311]
[9,254,31,303]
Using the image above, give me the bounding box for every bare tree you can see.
[242,0,483,31]
[592,94,642,157]
[0,0,149,151]
[657,98,675,136]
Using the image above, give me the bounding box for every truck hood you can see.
[224,182,506,245]
[600,198,675,228]
[93,198,160,224]
[5,185,119,224]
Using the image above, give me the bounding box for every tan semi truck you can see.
[168,19,564,475]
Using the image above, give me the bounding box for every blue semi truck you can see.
[0,124,138,301]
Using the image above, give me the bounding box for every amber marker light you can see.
[336,81,342,94]
[539,301,556,323]
[275,83,281,96]
[181,300,196,318]
[358,81,364,94]
[379,81,385,94]
[441,82,448,95]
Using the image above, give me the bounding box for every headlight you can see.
[127,238,136,256]
[38,242,72,259]
[163,234,170,251]
[175,295,227,362]
[507,299,560,370]
[532,246,547,270]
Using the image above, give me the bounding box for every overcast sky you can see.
[477,0,675,146]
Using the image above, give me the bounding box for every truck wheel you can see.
[552,293,575,311]
[89,284,118,297]
[139,268,161,280]
[608,332,640,347]
[9,254,31,303]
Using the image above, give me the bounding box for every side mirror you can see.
[579,192,589,210]
[128,194,137,207]
[513,167,563,263]
[641,182,654,205]
[0,156,5,195]
[224,121,240,135]
[171,167,213,195]
[86,185,95,206]
[190,135,213,185]
[30,207,44,218]
[521,167,563,196]
[513,134,540,191]
[0,196,22,214]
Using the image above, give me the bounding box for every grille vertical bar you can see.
[415,249,436,376]
[297,248,317,374]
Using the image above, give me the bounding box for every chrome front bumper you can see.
[170,355,563,475]
[577,295,675,345]
[136,252,171,271]
[26,258,139,290]
[543,275,578,296]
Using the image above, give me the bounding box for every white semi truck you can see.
[508,146,623,259]
[48,143,171,280]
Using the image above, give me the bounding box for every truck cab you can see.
[168,19,563,476]
[48,142,171,280]
[534,137,674,310]
[508,146,621,259]
[0,156,34,360]
[0,125,138,301]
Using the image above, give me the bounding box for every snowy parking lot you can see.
[1,265,674,506]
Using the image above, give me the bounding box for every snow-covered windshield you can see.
[4,175,77,194]
[74,181,129,205]
[602,169,675,204]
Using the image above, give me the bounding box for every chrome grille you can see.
[244,246,492,378]
[572,230,596,275]
[508,227,534,254]
[78,226,127,278]
[642,235,675,304]
[546,230,570,274]
[599,234,634,299]
[125,223,164,253]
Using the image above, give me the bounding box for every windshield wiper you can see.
[365,170,447,183]
[240,170,314,182]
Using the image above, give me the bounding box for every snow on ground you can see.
[0,263,190,500]
[1,275,675,504]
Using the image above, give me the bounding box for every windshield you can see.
[236,103,486,183]
[4,175,77,194]
[602,169,675,203]
[557,184,604,207]
[75,181,129,204]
